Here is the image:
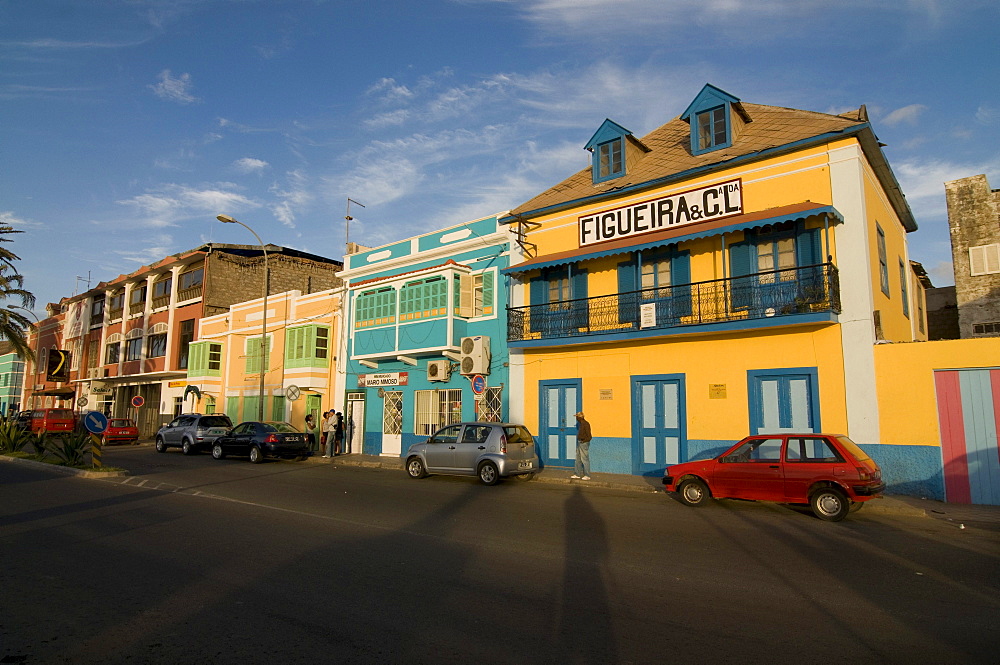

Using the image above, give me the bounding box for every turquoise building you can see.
[338,215,516,457]
[0,349,25,418]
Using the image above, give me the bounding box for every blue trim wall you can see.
[860,443,944,500]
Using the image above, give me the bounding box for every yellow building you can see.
[186,288,341,434]
[501,84,929,485]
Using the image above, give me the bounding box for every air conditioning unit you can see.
[427,359,452,382]
[460,336,491,375]
[87,367,107,379]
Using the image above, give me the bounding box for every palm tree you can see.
[0,224,36,361]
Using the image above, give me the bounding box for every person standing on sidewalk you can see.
[305,413,318,454]
[572,411,592,480]
[322,410,339,458]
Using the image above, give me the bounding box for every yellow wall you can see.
[519,323,847,442]
[863,162,913,342]
[875,338,1000,447]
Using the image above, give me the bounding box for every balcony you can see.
[508,263,840,343]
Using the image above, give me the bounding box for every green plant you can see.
[45,431,92,467]
[0,422,36,453]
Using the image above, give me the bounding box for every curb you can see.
[0,454,129,478]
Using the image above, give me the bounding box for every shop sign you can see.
[579,179,742,247]
[358,372,409,388]
[90,381,113,395]
[168,380,187,388]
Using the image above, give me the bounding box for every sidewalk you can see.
[309,452,994,522]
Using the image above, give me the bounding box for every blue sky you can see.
[2,0,999,312]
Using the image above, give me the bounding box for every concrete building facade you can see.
[944,174,1000,338]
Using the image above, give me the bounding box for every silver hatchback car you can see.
[405,422,540,485]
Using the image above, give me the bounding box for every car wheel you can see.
[478,461,499,486]
[677,478,710,507]
[155,437,166,453]
[811,487,850,522]
[849,501,864,513]
[249,446,263,464]
[406,457,427,479]
[515,472,535,481]
[212,443,225,460]
[181,439,194,455]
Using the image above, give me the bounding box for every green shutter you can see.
[226,396,239,421]
[482,271,494,312]
[271,395,285,421]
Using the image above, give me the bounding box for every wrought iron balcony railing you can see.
[507,263,840,343]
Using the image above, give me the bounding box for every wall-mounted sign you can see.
[599,389,613,400]
[358,372,409,388]
[709,384,727,399]
[168,380,187,388]
[640,303,657,329]
[46,349,71,382]
[90,380,112,395]
[579,179,742,247]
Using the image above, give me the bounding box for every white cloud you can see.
[894,157,1000,220]
[116,183,259,227]
[113,234,175,264]
[0,211,43,229]
[976,104,999,125]
[149,70,198,104]
[269,170,311,228]
[233,157,269,173]
[882,104,927,126]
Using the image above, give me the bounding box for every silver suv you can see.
[155,413,233,455]
[405,422,539,485]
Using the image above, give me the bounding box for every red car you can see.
[662,433,885,521]
[102,418,140,445]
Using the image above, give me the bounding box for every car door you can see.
[781,436,846,502]
[453,424,491,473]
[423,425,462,471]
[162,416,190,445]
[223,423,255,455]
[711,437,786,500]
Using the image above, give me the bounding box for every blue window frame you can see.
[899,259,909,318]
[696,106,728,152]
[877,224,890,296]
[597,138,623,180]
[747,368,820,435]
[617,247,691,325]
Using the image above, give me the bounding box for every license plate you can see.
[518,461,533,469]
[284,436,302,443]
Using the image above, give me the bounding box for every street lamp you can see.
[216,214,269,421]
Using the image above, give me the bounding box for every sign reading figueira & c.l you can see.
[579,178,743,247]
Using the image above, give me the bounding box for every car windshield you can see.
[263,422,300,433]
[836,436,872,462]
[48,409,75,419]
[109,419,132,427]
[199,416,232,428]
[503,426,534,443]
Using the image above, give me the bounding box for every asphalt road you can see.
[2,447,999,664]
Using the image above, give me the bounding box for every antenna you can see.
[73,271,92,296]
[345,198,366,254]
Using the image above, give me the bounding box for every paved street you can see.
[2,447,999,664]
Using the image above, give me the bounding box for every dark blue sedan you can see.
[210,421,310,463]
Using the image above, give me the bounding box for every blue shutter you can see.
[617,257,637,324]
[729,239,753,310]
[796,226,822,266]
[529,275,545,333]
[570,265,589,331]
[672,251,692,317]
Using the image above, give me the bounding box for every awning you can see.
[502,202,843,275]
[34,387,77,398]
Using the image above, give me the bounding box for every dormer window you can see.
[597,138,623,179]
[696,106,728,151]
[681,84,750,156]
[586,119,638,184]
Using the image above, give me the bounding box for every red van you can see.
[30,408,76,434]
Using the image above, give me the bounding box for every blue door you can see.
[632,375,685,476]
[539,380,580,467]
